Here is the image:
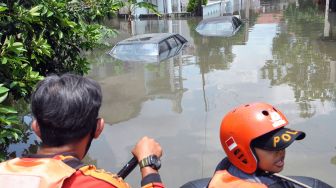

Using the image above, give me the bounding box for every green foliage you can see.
[115,0,160,21]
[0,0,119,160]
[0,84,22,161]
[332,156,336,165]
[0,0,118,98]
[68,0,122,22]
[187,0,207,13]
[285,3,323,23]
[0,35,43,99]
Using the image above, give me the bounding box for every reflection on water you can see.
[89,58,186,123]
[7,0,336,187]
[332,155,336,165]
[85,0,336,187]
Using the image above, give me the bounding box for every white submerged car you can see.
[196,16,243,37]
[109,33,188,63]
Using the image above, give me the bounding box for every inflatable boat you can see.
[118,157,334,188]
[180,176,333,188]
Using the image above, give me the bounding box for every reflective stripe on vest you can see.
[208,170,268,188]
[77,165,130,188]
[0,156,130,188]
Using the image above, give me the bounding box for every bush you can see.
[0,84,22,161]
[0,0,118,160]
[187,0,208,13]
[0,0,117,98]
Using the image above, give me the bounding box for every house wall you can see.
[157,0,165,12]
[118,0,266,17]
[134,0,149,16]
[119,0,190,15]
[167,0,173,13]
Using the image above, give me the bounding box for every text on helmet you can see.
[273,130,299,148]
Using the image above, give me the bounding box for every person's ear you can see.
[32,120,42,139]
[94,118,105,139]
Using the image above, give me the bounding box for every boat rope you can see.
[273,173,312,188]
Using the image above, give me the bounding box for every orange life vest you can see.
[0,155,76,188]
[208,170,268,188]
[0,155,129,188]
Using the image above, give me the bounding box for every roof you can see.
[109,32,188,63]
[118,33,177,45]
[195,16,243,37]
[198,16,234,24]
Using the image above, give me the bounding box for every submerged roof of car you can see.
[117,33,182,44]
[195,15,243,37]
[199,16,235,23]
[197,16,242,26]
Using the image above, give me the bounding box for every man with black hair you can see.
[0,74,164,188]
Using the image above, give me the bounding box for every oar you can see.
[117,157,138,179]
[274,173,312,188]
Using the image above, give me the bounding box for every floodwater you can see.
[85,0,336,187]
[7,0,336,187]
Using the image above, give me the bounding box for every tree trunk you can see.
[195,0,203,16]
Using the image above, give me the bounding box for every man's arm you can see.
[132,136,164,188]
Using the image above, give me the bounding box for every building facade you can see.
[118,0,190,17]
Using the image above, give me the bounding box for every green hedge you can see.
[0,0,118,98]
[0,0,119,161]
[187,0,208,13]
[0,84,22,161]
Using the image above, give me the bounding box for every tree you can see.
[0,84,22,161]
[0,0,117,98]
[187,0,207,16]
[0,0,118,161]
[116,0,160,21]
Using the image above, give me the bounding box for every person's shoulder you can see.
[64,165,130,188]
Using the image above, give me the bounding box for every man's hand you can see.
[132,136,162,162]
[132,136,163,177]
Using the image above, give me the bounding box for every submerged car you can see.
[109,33,188,63]
[195,16,242,37]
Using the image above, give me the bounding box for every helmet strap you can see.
[250,144,265,174]
[251,145,275,175]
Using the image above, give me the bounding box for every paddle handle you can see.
[117,157,138,179]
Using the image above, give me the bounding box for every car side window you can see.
[159,41,169,53]
[175,34,187,43]
[167,37,178,48]
[232,17,242,28]
[173,36,182,45]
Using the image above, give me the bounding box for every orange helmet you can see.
[219,102,288,174]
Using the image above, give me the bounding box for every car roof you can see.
[117,33,178,45]
[198,16,238,24]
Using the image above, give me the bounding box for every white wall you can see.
[157,0,165,13]
[134,0,149,17]
[167,0,173,13]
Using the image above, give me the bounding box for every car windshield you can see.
[111,43,158,56]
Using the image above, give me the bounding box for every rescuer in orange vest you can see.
[0,73,164,188]
[208,102,306,188]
